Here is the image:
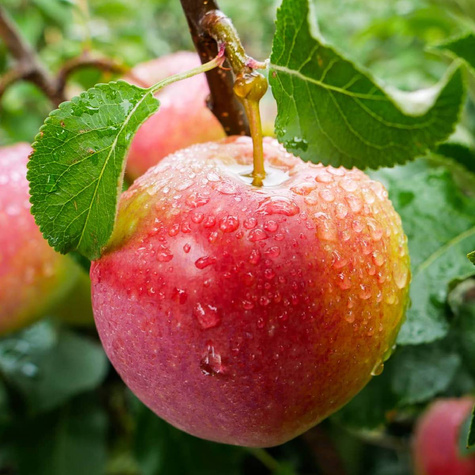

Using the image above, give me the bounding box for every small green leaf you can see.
[0,321,108,413]
[437,32,475,73]
[459,408,475,455]
[469,407,475,448]
[269,0,465,169]
[28,81,159,261]
[372,159,475,345]
[469,251,475,265]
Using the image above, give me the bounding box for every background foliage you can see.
[1,0,475,474]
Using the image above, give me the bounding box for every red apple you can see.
[124,51,226,180]
[91,136,410,447]
[413,398,475,475]
[0,143,80,334]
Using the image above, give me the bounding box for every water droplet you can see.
[208,231,218,243]
[319,189,335,202]
[193,303,221,329]
[345,311,355,323]
[216,181,237,195]
[244,217,257,229]
[219,215,239,233]
[346,195,363,213]
[259,297,270,307]
[168,224,179,236]
[195,256,217,269]
[242,300,254,310]
[264,268,276,280]
[257,317,266,327]
[393,262,409,289]
[265,246,281,258]
[372,251,385,267]
[157,249,173,262]
[291,182,317,195]
[257,196,300,217]
[358,284,371,300]
[191,212,205,223]
[249,228,268,242]
[335,203,348,219]
[339,179,358,192]
[177,179,193,191]
[172,288,187,304]
[371,362,384,376]
[314,171,333,183]
[186,192,210,208]
[200,344,223,375]
[264,220,278,232]
[249,249,261,265]
[183,243,191,253]
[203,216,216,228]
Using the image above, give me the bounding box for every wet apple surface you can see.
[91,136,410,447]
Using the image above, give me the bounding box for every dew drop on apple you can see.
[219,215,239,233]
[393,261,409,289]
[257,196,300,217]
[290,182,316,196]
[248,249,261,265]
[264,220,278,232]
[242,300,254,310]
[265,246,281,259]
[248,228,268,242]
[193,303,221,329]
[195,256,217,269]
[200,344,223,376]
[243,217,257,229]
[371,361,384,376]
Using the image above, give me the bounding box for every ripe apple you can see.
[413,398,475,475]
[124,51,226,181]
[0,143,81,334]
[91,136,410,447]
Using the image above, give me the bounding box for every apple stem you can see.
[202,10,269,187]
[149,49,225,94]
[234,72,268,186]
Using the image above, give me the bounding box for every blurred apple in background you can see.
[413,397,475,475]
[0,143,82,334]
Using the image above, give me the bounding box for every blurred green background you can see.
[1,1,475,474]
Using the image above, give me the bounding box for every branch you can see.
[0,7,127,105]
[56,52,129,93]
[0,6,64,105]
[179,0,250,136]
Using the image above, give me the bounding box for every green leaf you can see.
[334,343,460,429]
[469,407,475,448]
[448,278,475,377]
[28,81,159,261]
[0,321,108,413]
[469,250,475,264]
[390,345,460,406]
[459,408,475,455]
[372,159,475,345]
[436,32,475,72]
[269,0,465,169]
[436,142,475,175]
[2,394,107,475]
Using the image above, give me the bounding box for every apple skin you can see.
[0,143,80,334]
[124,51,226,181]
[413,398,475,475]
[91,136,410,447]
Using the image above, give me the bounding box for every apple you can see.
[413,398,475,475]
[91,136,410,447]
[124,51,226,181]
[0,143,81,334]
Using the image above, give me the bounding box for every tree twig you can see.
[179,0,250,136]
[56,52,129,93]
[0,6,64,105]
[0,6,127,105]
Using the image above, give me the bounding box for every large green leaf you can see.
[269,0,465,169]
[334,343,460,429]
[2,394,107,475]
[0,322,108,413]
[437,32,475,72]
[372,158,475,345]
[28,81,159,260]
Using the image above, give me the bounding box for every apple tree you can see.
[0,0,474,473]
